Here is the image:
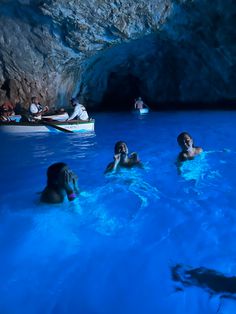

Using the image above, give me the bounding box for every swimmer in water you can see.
[172,264,236,295]
[105,141,142,173]
[41,162,79,204]
[177,132,203,162]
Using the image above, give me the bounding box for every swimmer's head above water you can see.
[177,132,194,152]
[114,141,128,155]
[46,162,67,184]
[177,132,203,162]
[105,141,142,173]
[41,162,79,203]
[114,141,129,163]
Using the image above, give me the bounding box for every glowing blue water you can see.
[0,111,236,314]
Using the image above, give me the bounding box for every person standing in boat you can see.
[67,97,89,121]
[134,97,146,110]
[29,96,49,120]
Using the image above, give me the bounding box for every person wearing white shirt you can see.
[67,98,89,121]
[29,96,48,120]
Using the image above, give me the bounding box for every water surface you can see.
[0,111,236,314]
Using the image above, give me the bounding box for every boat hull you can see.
[133,108,149,115]
[0,119,95,133]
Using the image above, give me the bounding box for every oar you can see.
[40,120,73,133]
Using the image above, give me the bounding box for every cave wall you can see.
[78,0,236,110]
[0,0,235,110]
[0,0,172,109]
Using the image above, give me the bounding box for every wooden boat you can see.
[0,119,95,133]
[133,108,149,115]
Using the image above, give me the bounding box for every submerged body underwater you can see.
[0,111,236,314]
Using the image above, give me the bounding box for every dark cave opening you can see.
[79,28,236,111]
[101,72,142,111]
[1,79,10,99]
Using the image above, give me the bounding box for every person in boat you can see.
[29,96,49,121]
[177,132,203,162]
[0,107,11,122]
[15,102,25,115]
[41,162,79,204]
[1,100,15,116]
[134,97,146,110]
[67,97,89,121]
[105,141,142,173]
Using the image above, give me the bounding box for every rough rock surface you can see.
[0,0,235,110]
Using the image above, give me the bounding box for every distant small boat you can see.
[0,119,95,133]
[133,108,149,115]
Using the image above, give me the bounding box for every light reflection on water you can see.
[0,111,236,314]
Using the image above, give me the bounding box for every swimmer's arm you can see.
[176,159,183,175]
[64,182,77,201]
[195,147,203,154]
[136,161,144,169]
[175,153,183,175]
[104,162,117,173]
[176,153,189,174]
[72,176,80,194]
[129,152,141,163]
[67,171,80,194]
[178,152,196,162]
[133,159,144,169]
[63,171,79,200]
[104,154,121,173]
[178,152,188,162]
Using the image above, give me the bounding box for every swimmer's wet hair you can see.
[177,132,192,145]
[47,162,67,186]
[114,141,127,154]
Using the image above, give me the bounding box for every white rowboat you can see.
[0,119,95,133]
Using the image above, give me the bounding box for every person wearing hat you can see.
[67,97,89,121]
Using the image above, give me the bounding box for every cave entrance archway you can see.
[101,72,141,111]
[1,79,11,99]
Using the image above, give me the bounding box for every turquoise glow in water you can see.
[0,111,236,313]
